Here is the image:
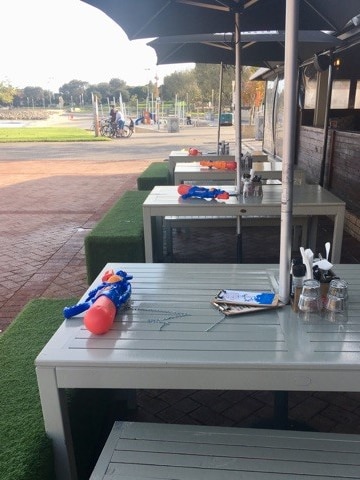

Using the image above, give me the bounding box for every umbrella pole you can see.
[319,61,334,187]
[234,12,242,194]
[217,63,224,155]
[236,216,243,263]
[234,11,243,263]
[279,0,299,303]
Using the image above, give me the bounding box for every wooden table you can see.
[174,161,305,184]
[174,161,237,184]
[143,184,345,263]
[36,263,360,480]
[168,151,235,183]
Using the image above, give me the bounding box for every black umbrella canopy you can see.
[148,33,235,66]
[147,31,341,67]
[81,0,360,303]
[82,0,360,39]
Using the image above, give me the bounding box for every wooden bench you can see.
[85,190,149,284]
[90,421,360,479]
[137,162,170,190]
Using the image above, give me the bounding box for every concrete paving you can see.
[2,114,360,440]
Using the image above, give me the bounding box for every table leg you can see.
[331,209,345,263]
[36,367,78,480]
[273,391,289,428]
[143,207,153,263]
[236,216,242,263]
[154,216,164,262]
[307,216,318,253]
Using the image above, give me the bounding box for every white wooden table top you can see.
[36,263,360,392]
[174,161,280,172]
[142,185,345,262]
[174,161,237,170]
[144,184,344,209]
[35,263,360,480]
[174,162,237,183]
[174,161,304,183]
[169,150,191,156]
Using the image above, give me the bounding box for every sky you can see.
[1,0,195,92]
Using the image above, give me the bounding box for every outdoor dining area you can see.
[33,154,360,478]
[12,1,358,479]
[36,262,360,480]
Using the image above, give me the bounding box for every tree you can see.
[241,66,265,123]
[0,82,17,106]
[23,86,45,107]
[128,86,147,102]
[161,70,200,105]
[109,78,130,103]
[241,67,265,107]
[89,82,112,104]
[191,64,235,111]
[59,80,89,106]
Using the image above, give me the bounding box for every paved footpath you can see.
[0,122,235,332]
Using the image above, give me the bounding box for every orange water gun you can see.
[200,160,237,170]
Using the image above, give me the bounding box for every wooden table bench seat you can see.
[90,421,360,479]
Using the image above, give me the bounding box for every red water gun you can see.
[200,160,237,170]
[178,184,230,200]
[188,147,202,156]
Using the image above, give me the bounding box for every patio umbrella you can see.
[82,0,359,189]
[83,0,360,302]
[147,29,342,264]
[147,31,341,68]
[82,0,360,40]
[82,0,360,186]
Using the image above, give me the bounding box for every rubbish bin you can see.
[167,117,179,133]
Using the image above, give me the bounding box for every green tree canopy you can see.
[0,66,264,112]
[0,82,17,105]
[59,80,89,105]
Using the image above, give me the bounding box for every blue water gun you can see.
[63,269,133,319]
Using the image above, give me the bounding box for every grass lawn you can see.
[0,127,108,142]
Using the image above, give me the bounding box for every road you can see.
[0,111,237,161]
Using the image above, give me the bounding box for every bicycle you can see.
[96,118,133,139]
[96,118,113,137]
[122,124,134,138]
[112,122,134,138]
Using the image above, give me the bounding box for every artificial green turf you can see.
[0,298,75,480]
[85,190,149,283]
[137,162,170,190]
[0,298,119,480]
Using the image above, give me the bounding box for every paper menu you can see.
[214,289,278,307]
